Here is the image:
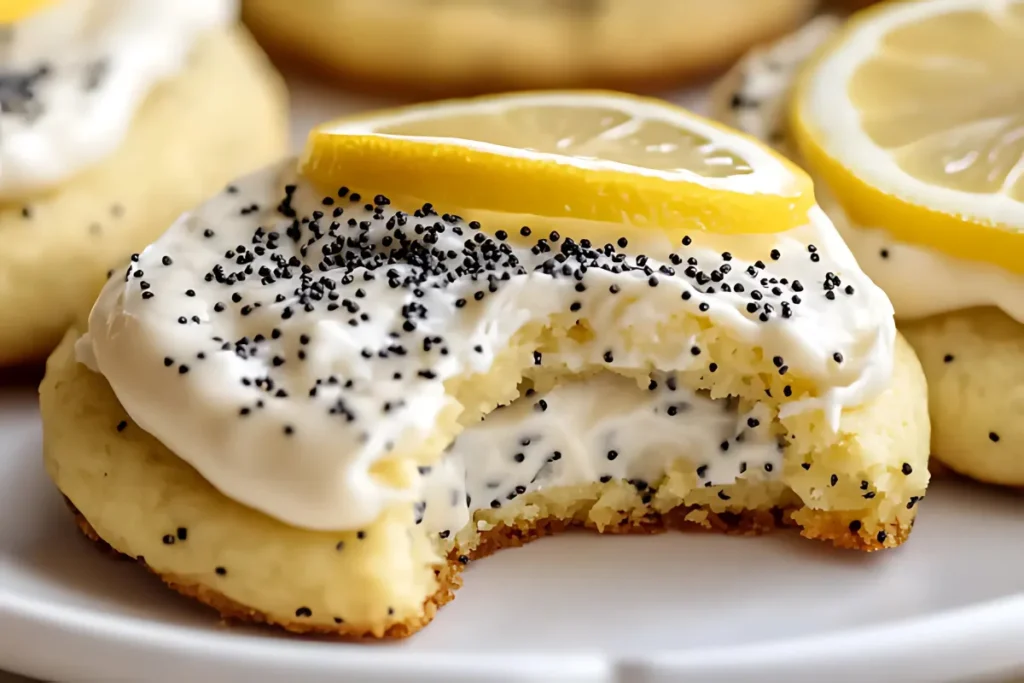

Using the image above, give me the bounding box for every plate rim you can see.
[2,574,1024,682]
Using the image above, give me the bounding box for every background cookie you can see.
[0,27,287,365]
[900,308,1024,487]
[243,0,817,96]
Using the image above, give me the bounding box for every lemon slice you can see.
[300,91,814,235]
[0,0,56,23]
[791,0,1024,273]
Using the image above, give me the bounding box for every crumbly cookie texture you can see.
[0,26,287,365]
[901,308,1024,486]
[43,327,928,638]
[242,0,816,95]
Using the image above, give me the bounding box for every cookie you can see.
[900,308,1024,486]
[0,26,288,365]
[242,0,817,95]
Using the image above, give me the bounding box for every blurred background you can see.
[248,0,866,116]
[240,0,878,150]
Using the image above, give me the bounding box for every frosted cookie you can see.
[43,93,930,638]
[0,0,288,365]
[711,0,1024,485]
[242,0,817,95]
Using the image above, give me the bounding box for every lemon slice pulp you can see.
[301,91,814,236]
[791,0,1024,273]
[0,0,56,24]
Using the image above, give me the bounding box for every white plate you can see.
[3,373,1024,683]
[3,78,1024,683]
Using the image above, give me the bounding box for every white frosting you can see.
[419,374,781,538]
[724,18,1024,324]
[80,160,894,531]
[0,0,236,197]
[830,208,1024,324]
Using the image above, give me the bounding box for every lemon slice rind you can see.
[301,91,816,236]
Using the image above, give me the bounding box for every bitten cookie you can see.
[42,146,930,638]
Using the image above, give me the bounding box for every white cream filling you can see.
[80,159,895,531]
[419,373,781,538]
[0,0,236,197]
